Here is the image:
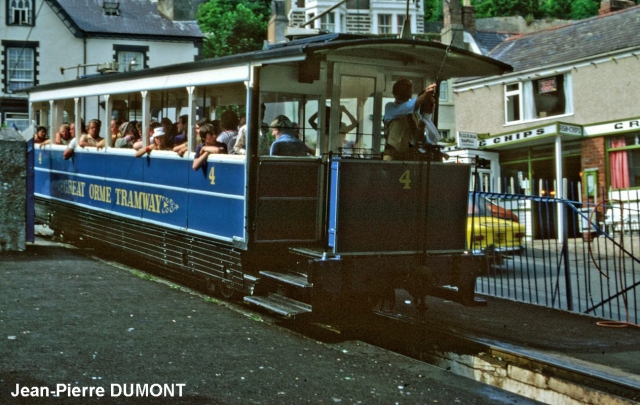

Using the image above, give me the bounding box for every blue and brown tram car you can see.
[28,35,512,317]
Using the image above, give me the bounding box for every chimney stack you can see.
[598,0,635,16]
[441,0,465,49]
[158,0,207,21]
[462,4,476,35]
[268,1,289,44]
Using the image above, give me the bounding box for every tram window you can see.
[338,75,375,156]
[260,92,319,155]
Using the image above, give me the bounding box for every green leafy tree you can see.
[541,0,573,19]
[423,0,443,22]
[197,0,271,58]
[474,0,542,18]
[570,0,601,20]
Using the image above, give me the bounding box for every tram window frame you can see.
[260,92,321,156]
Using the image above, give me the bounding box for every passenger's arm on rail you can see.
[174,144,188,157]
[78,135,90,148]
[135,144,156,158]
[192,150,210,170]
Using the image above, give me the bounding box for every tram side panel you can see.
[186,158,246,240]
[329,161,469,254]
[324,160,484,305]
[254,159,323,244]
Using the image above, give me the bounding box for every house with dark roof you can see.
[448,2,640,203]
[1,0,204,130]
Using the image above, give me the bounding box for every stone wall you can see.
[0,128,26,251]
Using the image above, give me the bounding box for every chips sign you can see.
[457,132,478,148]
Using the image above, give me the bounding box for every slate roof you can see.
[46,0,202,40]
[473,31,513,55]
[488,6,640,72]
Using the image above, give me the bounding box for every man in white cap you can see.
[269,115,308,156]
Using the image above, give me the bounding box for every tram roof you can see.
[25,35,512,100]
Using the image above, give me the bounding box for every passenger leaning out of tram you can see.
[78,119,104,149]
[62,120,85,159]
[54,124,72,145]
[269,115,309,157]
[192,122,228,171]
[34,126,50,146]
[135,126,173,158]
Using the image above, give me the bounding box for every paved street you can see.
[0,240,540,404]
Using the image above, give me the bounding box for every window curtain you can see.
[563,74,573,114]
[610,137,630,189]
[523,81,536,120]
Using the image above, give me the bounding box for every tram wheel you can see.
[216,281,238,300]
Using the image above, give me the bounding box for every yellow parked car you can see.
[467,194,525,256]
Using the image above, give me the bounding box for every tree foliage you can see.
[423,0,443,22]
[422,0,603,23]
[197,0,271,58]
[474,0,542,19]
[569,0,601,20]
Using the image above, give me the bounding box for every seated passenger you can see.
[292,122,315,156]
[231,123,246,155]
[110,118,124,143]
[217,110,239,151]
[114,121,140,148]
[135,127,173,157]
[269,115,308,156]
[134,121,162,151]
[78,119,104,148]
[192,122,227,171]
[173,115,188,146]
[54,124,72,145]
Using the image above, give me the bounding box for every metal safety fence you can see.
[471,190,640,325]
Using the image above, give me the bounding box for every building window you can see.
[397,15,406,34]
[8,0,34,26]
[321,13,335,32]
[439,129,452,143]
[5,46,35,93]
[505,82,521,123]
[439,80,448,102]
[378,14,392,34]
[608,133,640,189]
[4,112,29,131]
[505,74,572,124]
[114,45,147,72]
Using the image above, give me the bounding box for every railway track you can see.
[298,308,640,405]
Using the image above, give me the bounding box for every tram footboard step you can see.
[259,271,311,288]
[244,294,312,318]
